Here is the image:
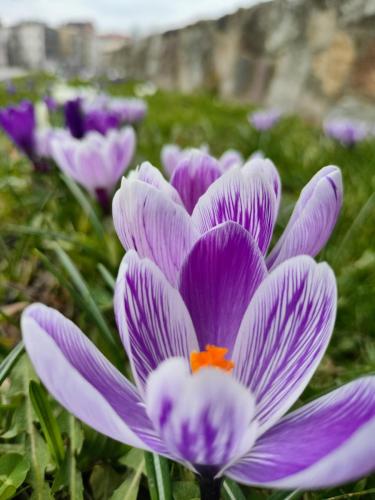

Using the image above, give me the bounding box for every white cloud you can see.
[1,0,262,34]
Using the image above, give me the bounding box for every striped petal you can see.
[179,222,267,353]
[267,166,343,269]
[146,358,258,469]
[171,151,222,214]
[228,377,375,489]
[21,303,166,454]
[242,157,281,214]
[114,251,198,393]
[232,256,337,432]
[133,161,183,205]
[113,178,198,285]
[192,167,277,254]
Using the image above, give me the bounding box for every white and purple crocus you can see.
[52,127,136,211]
[21,155,375,495]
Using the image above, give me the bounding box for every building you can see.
[0,21,10,66]
[58,22,96,75]
[97,33,130,75]
[6,21,59,70]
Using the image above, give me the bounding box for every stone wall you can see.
[106,0,375,119]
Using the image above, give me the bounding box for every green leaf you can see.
[110,450,145,500]
[0,453,30,500]
[268,490,302,500]
[172,481,200,500]
[60,172,105,241]
[0,341,24,385]
[29,381,65,466]
[89,464,122,500]
[222,478,246,500]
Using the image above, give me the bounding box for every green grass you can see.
[0,74,374,498]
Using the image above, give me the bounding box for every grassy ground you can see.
[0,75,374,499]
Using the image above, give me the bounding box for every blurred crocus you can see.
[324,118,368,147]
[113,159,342,285]
[108,97,147,124]
[0,100,36,158]
[5,80,16,95]
[249,109,281,131]
[64,98,120,138]
[43,95,57,112]
[21,227,375,496]
[52,127,136,211]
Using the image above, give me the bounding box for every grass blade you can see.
[0,342,24,385]
[222,478,246,500]
[60,173,105,241]
[153,454,172,500]
[97,263,116,291]
[144,452,159,500]
[29,381,65,466]
[51,242,118,353]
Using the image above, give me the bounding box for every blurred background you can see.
[1,0,375,120]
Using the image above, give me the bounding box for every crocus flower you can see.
[21,225,375,495]
[64,98,120,138]
[161,145,242,178]
[324,118,368,147]
[249,109,281,132]
[52,127,136,211]
[113,159,342,285]
[43,95,58,112]
[0,100,36,158]
[108,97,147,124]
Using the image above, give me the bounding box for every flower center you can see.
[190,345,234,373]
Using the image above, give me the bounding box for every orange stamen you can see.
[190,344,234,374]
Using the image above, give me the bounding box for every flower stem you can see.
[198,474,223,500]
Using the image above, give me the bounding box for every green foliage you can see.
[0,74,374,498]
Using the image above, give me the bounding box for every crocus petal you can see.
[134,161,183,205]
[114,251,199,392]
[267,166,343,269]
[232,256,337,432]
[146,358,258,468]
[171,151,222,214]
[227,377,375,489]
[161,144,182,177]
[242,158,281,214]
[219,150,243,171]
[106,126,136,183]
[192,167,277,254]
[21,303,167,454]
[179,222,267,353]
[113,178,198,285]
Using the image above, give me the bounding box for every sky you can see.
[1,0,262,35]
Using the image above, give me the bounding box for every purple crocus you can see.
[113,159,342,285]
[161,144,242,178]
[64,98,120,138]
[21,225,375,495]
[52,127,136,211]
[0,100,36,158]
[324,118,368,147]
[249,109,281,132]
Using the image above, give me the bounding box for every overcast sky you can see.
[1,0,263,35]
